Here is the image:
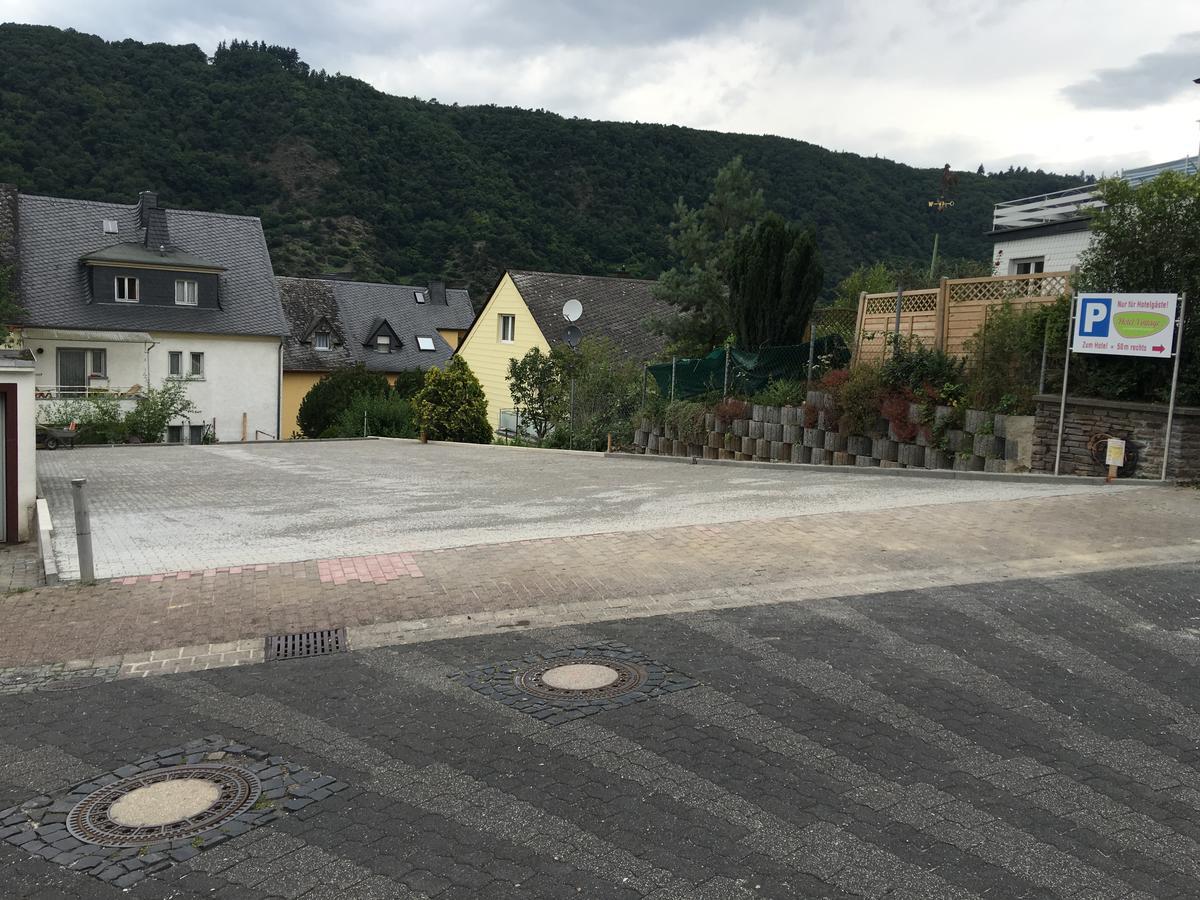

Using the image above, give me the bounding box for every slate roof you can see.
[507,270,671,361]
[15,193,286,337]
[278,277,474,373]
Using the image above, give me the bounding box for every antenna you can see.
[562,299,582,322]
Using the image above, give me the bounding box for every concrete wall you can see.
[1031,394,1200,479]
[992,230,1091,275]
[455,273,550,429]
[25,330,281,443]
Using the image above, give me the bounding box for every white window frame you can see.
[1011,257,1045,276]
[499,314,515,343]
[375,334,391,353]
[114,275,139,303]
[416,336,436,351]
[190,352,204,377]
[174,278,199,306]
[167,350,183,377]
[314,331,331,351]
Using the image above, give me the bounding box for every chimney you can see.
[144,206,171,251]
[429,280,447,305]
[137,191,158,228]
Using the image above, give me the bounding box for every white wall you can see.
[992,229,1092,275]
[24,330,280,443]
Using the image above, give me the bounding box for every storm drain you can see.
[265,627,346,661]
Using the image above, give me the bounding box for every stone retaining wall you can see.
[634,397,1035,474]
[1032,395,1200,480]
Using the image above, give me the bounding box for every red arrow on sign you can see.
[1152,345,1166,353]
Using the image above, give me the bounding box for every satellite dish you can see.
[563,324,582,349]
[562,299,583,322]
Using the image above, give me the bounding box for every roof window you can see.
[414,290,426,304]
[416,336,435,351]
[102,219,118,234]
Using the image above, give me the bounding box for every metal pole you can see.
[70,478,95,584]
[806,325,818,390]
[641,364,647,407]
[892,286,904,358]
[1053,295,1078,476]
[670,356,676,401]
[1038,316,1050,394]
[569,376,575,451]
[362,409,368,437]
[723,346,730,397]
[1161,293,1187,480]
[928,232,940,280]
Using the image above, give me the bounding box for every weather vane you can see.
[926,164,958,276]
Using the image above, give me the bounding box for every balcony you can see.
[991,184,1101,232]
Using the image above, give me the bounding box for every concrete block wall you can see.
[1032,395,1200,479]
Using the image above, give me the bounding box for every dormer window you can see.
[174,279,198,306]
[375,335,391,353]
[114,276,139,302]
[314,331,331,351]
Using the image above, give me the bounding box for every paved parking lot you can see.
[3,563,1200,898]
[38,439,1130,579]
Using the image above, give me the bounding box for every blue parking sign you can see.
[1079,296,1111,337]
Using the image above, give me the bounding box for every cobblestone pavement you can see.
[1,485,1196,674]
[3,563,1200,898]
[0,542,43,593]
[37,440,1132,579]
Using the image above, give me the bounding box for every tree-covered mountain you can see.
[0,24,1084,301]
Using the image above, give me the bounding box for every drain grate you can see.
[265,627,346,661]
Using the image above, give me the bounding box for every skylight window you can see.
[414,290,426,304]
[102,219,119,234]
[416,336,435,351]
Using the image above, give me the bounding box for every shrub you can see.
[964,299,1058,414]
[664,400,706,441]
[714,397,749,425]
[391,369,426,400]
[414,357,492,443]
[506,347,565,442]
[328,394,417,438]
[880,338,965,399]
[752,378,807,407]
[835,365,885,436]
[552,338,644,450]
[37,394,127,443]
[880,393,917,442]
[298,366,390,438]
[122,381,198,443]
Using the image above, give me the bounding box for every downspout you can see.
[277,338,283,441]
[143,339,157,386]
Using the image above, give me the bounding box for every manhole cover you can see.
[517,657,647,700]
[66,764,261,847]
[265,627,346,661]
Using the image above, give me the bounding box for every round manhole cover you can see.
[517,657,647,700]
[66,764,261,847]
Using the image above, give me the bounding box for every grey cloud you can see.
[1063,32,1200,109]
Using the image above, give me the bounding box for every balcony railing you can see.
[992,184,1101,232]
[34,385,142,401]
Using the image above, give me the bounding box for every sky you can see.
[4,0,1200,176]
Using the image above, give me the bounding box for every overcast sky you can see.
[5,0,1200,175]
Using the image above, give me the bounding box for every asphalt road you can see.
[4,562,1200,898]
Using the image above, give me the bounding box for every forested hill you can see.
[0,24,1085,299]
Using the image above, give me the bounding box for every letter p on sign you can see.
[1080,297,1111,337]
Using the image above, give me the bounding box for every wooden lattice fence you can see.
[854,272,1070,363]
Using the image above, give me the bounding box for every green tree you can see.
[328,393,417,438]
[728,213,824,348]
[653,157,765,354]
[1076,171,1200,404]
[506,347,565,442]
[297,366,390,438]
[831,262,895,308]
[548,338,643,450]
[123,380,199,443]
[414,357,492,443]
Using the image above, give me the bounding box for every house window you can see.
[414,290,426,304]
[314,331,331,351]
[375,335,391,353]
[189,424,205,445]
[499,314,515,343]
[1012,257,1045,275]
[167,425,183,444]
[168,350,182,377]
[416,336,435,351]
[190,352,204,376]
[174,279,199,306]
[88,349,107,379]
[114,276,139,302]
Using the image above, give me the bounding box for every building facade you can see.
[5,187,287,443]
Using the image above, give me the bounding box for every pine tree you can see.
[727,214,824,348]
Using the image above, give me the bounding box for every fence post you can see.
[723,346,730,397]
[641,364,647,407]
[853,291,867,363]
[1037,316,1050,394]
[891,286,904,358]
[806,325,818,390]
[670,356,676,401]
[70,478,95,585]
[936,278,949,351]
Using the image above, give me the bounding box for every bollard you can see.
[70,477,95,584]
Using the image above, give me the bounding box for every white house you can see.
[989,156,1198,276]
[4,187,287,443]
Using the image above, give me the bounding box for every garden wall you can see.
[633,398,1035,474]
[1031,395,1200,480]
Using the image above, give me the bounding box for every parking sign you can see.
[1072,293,1178,357]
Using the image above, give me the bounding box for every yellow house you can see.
[278,277,473,438]
[455,270,673,430]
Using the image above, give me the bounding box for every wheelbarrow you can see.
[36,424,78,450]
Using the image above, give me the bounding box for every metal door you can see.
[57,349,87,394]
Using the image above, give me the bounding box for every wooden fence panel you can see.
[855,289,940,363]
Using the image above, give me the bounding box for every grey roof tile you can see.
[507,270,671,361]
[15,193,287,337]
[278,276,474,373]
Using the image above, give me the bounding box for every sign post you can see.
[1055,291,1183,479]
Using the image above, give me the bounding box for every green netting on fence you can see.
[647,335,850,400]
